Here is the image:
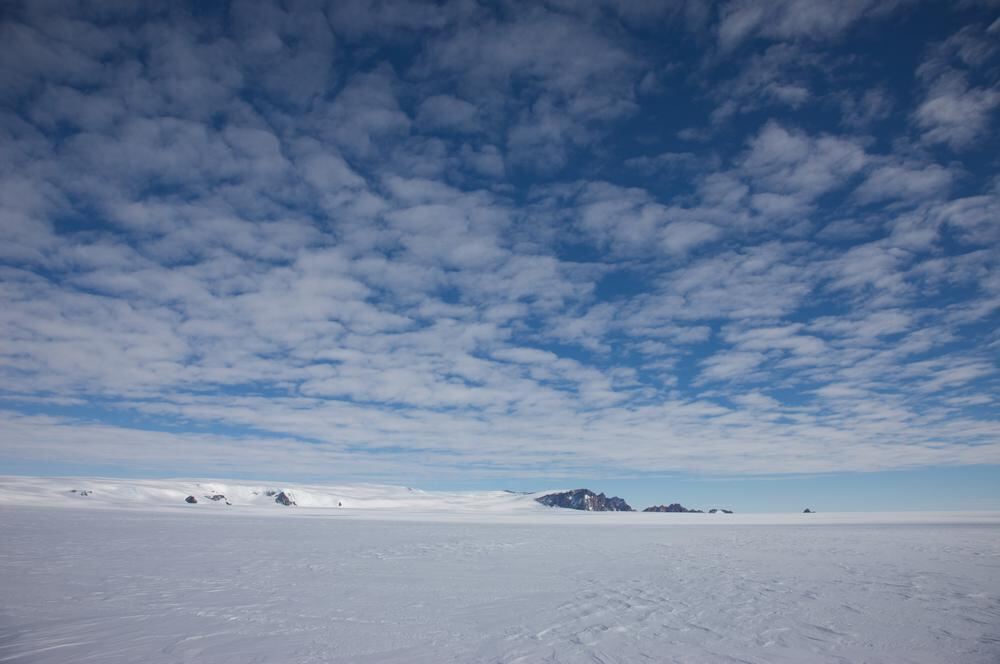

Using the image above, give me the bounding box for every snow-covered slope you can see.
[0,475,549,514]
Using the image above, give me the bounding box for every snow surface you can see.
[1,477,999,663]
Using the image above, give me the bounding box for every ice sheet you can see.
[1,478,999,663]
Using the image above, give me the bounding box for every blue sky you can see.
[1,0,998,511]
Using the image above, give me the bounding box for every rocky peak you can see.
[643,503,703,513]
[536,489,633,512]
[274,491,296,506]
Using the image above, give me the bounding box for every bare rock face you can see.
[205,494,226,502]
[185,496,198,504]
[708,508,734,514]
[274,491,296,506]
[643,503,704,513]
[536,489,633,512]
[803,508,814,513]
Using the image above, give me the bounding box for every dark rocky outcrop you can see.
[708,508,734,514]
[69,489,91,496]
[536,489,633,511]
[643,503,703,513]
[204,494,230,504]
[803,508,814,513]
[274,491,296,506]
[185,495,198,504]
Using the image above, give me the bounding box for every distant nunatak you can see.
[535,489,733,514]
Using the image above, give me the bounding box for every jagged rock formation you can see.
[536,489,633,511]
[803,508,814,513]
[185,496,198,504]
[643,503,703,513]
[69,489,91,496]
[709,508,734,514]
[274,491,296,506]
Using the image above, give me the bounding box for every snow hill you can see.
[0,476,550,513]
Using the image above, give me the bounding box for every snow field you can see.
[1,503,998,663]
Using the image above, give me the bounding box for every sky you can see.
[0,0,998,512]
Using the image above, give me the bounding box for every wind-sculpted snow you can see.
[1,479,999,663]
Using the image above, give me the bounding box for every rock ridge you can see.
[536,489,633,512]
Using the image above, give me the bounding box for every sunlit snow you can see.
[1,477,998,663]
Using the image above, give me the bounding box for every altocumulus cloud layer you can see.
[0,0,998,480]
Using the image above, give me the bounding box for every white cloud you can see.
[660,221,722,255]
[416,94,481,134]
[739,122,868,207]
[839,87,894,128]
[699,350,767,382]
[915,80,1000,149]
[415,5,640,171]
[709,44,817,124]
[914,24,1000,149]
[317,67,412,158]
[717,0,908,50]
[854,161,953,204]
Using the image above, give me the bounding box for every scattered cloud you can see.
[716,0,909,50]
[0,0,997,481]
[914,22,1000,148]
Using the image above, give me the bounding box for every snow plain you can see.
[1,477,999,663]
